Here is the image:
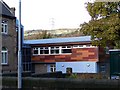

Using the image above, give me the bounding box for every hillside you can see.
[24,28,83,40]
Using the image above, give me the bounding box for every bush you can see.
[67,73,78,79]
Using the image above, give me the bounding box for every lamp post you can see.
[18,0,22,89]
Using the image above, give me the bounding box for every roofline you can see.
[29,42,91,47]
[0,0,15,18]
[24,36,91,45]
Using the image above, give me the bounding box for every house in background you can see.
[0,0,17,73]
[24,36,110,75]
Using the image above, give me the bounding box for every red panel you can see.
[32,48,99,62]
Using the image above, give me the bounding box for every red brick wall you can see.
[32,48,98,63]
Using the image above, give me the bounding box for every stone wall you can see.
[1,17,17,73]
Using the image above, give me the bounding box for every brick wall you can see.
[32,47,98,63]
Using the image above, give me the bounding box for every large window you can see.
[1,21,8,34]
[51,46,59,54]
[40,47,49,54]
[33,46,72,55]
[1,47,8,65]
[61,46,72,54]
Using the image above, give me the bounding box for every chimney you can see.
[10,7,16,16]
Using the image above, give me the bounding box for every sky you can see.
[3,0,92,31]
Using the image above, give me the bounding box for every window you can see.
[51,46,59,54]
[73,45,83,48]
[40,47,49,54]
[1,47,8,65]
[50,64,56,72]
[100,65,106,73]
[23,62,31,71]
[1,21,8,34]
[61,46,72,54]
[33,48,39,55]
[105,47,109,54]
[32,45,72,55]
[66,67,72,74]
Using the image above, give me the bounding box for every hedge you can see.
[2,77,120,90]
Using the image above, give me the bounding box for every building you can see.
[24,36,109,75]
[0,0,17,73]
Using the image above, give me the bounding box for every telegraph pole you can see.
[18,0,22,89]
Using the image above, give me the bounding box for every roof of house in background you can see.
[24,36,91,45]
[0,0,15,18]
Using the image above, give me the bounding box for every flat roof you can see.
[24,36,91,45]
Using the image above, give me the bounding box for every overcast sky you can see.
[3,0,92,30]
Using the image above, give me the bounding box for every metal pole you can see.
[18,0,22,89]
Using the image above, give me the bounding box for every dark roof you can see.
[24,36,91,45]
[0,0,15,18]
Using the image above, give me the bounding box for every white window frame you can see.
[50,64,56,72]
[40,47,49,55]
[73,45,96,48]
[61,46,72,54]
[33,46,73,55]
[1,48,8,65]
[50,46,60,54]
[1,21,8,34]
[33,47,39,55]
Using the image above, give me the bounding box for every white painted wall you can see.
[56,62,98,73]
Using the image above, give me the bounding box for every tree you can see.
[41,30,52,39]
[80,1,120,48]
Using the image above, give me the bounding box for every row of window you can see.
[33,46,72,55]
[33,45,95,55]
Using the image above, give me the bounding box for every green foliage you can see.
[67,73,78,79]
[86,2,120,20]
[80,2,120,48]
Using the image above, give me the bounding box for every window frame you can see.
[1,21,8,34]
[61,46,72,54]
[50,64,56,72]
[40,47,49,55]
[1,47,8,65]
[33,47,39,55]
[32,45,73,55]
[50,46,60,54]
